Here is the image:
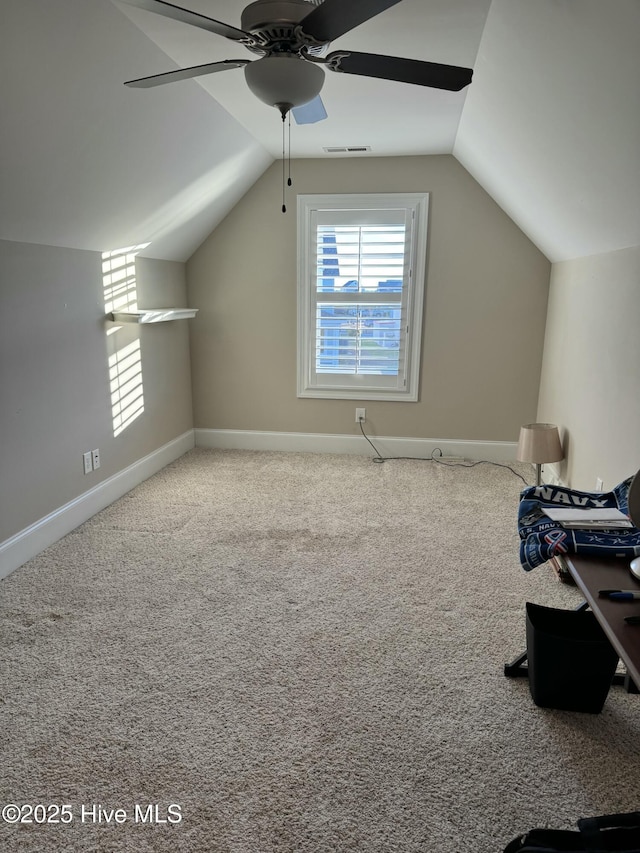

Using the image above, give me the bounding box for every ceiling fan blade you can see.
[125,59,249,89]
[119,0,256,44]
[326,51,473,91]
[292,95,328,125]
[300,0,403,44]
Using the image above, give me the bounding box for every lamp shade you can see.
[517,423,564,464]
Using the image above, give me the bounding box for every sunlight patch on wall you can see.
[109,339,144,437]
[103,244,149,436]
[102,243,149,328]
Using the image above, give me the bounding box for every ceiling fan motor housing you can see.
[241,0,327,51]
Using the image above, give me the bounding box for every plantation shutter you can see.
[311,207,411,391]
[297,193,428,401]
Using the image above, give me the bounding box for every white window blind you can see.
[297,193,429,401]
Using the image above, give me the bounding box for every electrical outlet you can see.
[355,408,366,423]
[92,448,100,470]
[596,477,604,491]
[83,451,93,474]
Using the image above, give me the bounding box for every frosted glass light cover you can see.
[244,55,324,109]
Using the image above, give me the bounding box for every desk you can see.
[565,554,640,690]
[505,555,640,691]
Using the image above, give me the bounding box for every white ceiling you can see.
[1,0,638,262]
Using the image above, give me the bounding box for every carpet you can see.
[1,449,639,852]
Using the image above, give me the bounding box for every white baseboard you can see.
[195,428,518,463]
[0,431,194,580]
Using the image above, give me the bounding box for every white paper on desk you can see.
[542,507,633,527]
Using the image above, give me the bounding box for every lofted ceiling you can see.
[1,0,638,263]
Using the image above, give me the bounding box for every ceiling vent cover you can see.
[323,146,372,153]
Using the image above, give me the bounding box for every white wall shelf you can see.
[110,308,198,324]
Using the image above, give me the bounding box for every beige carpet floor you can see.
[1,448,639,853]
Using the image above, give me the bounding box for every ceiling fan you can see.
[121,0,473,124]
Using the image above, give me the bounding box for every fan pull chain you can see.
[288,111,292,188]
[281,112,286,213]
[280,108,293,213]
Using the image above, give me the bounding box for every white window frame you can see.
[297,192,428,401]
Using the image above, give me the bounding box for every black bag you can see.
[503,812,640,852]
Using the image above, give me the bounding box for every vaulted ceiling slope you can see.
[1,1,638,263]
[0,0,272,261]
[454,0,640,263]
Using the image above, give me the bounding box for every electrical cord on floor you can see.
[358,419,529,485]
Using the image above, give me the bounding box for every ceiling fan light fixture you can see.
[244,54,324,112]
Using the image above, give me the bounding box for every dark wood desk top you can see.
[566,554,640,688]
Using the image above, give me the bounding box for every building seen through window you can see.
[315,225,403,376]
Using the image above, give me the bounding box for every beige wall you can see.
[537,245,640,491]
[0,241,193,542]
[187,155,551,442]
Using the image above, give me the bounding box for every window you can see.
[297,193,429,401]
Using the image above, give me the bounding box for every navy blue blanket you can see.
[518,478,640,571]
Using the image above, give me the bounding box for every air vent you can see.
[323,146,372,153]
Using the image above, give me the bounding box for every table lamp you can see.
[517,423,564,486]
